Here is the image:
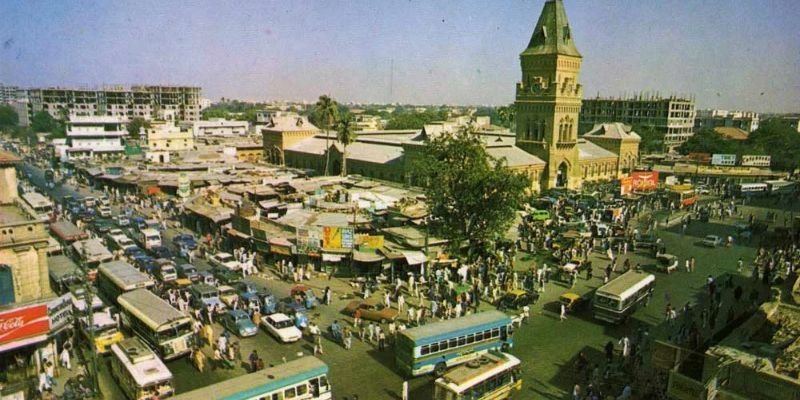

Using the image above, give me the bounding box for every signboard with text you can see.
[297,226,322,252]
[620,177,633,196]
[0,304,50,346]
[322,226,354,249]
[711,154,737,166]
[631,171,659,192]
[740,155,771,167]
[356,235,385,249]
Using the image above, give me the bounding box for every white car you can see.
[98,206,113,218]
[261,313,303,343]
[208,252,240,271]
[701,235,721,247]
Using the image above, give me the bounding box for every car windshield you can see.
[162,267,176,274]
[273,319,294,329]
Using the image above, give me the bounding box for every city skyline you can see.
[2,0,798,112]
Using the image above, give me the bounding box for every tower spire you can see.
[523,0,580,57]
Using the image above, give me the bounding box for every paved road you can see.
[19,160,782,399]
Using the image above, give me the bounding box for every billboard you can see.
[711,154,737,166]
[620,176,633,196]
[356,235,385,249]
[631,171,659,192]
[740,155,771,167]
[0,304,50,346]
[322,226,354,249]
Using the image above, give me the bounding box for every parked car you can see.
[115,215,130,227]
[172,234,197,250]
[261,313,302,343]
[123,245,145,258]
[151,246,174,260]
[220,310,258,338]
[154,259,178,282]
[211,266,242,285]
[342,298,399,322]
[497,289,539,310]
[92,218,114,234]
[289,285,318,309]
[218,285,239,307]
[701,235,722,247]
[208,252,240,271]
[132,254,157,274]
[189,284,225,313]
[275,300,309,328]
[197,271,217,287]
[98,206,113,218]
[559,292,588,313]
[633,233,659,249]
[177,263,200,282]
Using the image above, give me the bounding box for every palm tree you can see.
[315,95,339,175]
[336,114,356,177]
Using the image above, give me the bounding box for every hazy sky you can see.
[1,0,798,112]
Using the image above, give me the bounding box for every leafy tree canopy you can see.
[677,127,740,155]
[632,124,666,154]
[126,117,151,139]
[384,109,448,130]
[412,126,531,259]
[30,111,65,138]
[0,105,19,132]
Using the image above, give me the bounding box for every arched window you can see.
[525,118,532,140]
[0,265,14,306]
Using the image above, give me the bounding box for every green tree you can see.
[126,117,151,140]
[335,114,356,177]
[412,126,531,259]
[747,119,800,172]
[315,95,339,175]
[0,105,19,132]
[678,128,738,155]
[632,124,665,154]
[30,111,58,133]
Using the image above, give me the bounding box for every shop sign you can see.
[177,173,191,198]
[356,235,384,249]
[0,304,50,346]
[322,226,354,249]
[620,176,633,196]
[48,294,73,333]
[631,171,659,191]
[711,154,736,166]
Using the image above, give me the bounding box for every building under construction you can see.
[18,85,201,124]
[580,93,696,150]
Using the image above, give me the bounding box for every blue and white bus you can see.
[395,310,514,377]
[170,356,331,400]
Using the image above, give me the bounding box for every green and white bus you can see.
[395,310,514,377]
[97,260,155,306]
[110,337,175,400]
[118,289,192,360]
[593,270,655,324]
[170,356,331,400]
[433,351,522,400]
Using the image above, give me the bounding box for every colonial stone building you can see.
[261,115,319,165]
[273,0,638,192]
[0,151,52,306]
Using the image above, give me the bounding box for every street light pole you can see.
[81,242,100,398]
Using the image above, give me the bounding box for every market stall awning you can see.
[402,251,426,265]
[227,228,251,240]
[269,237,293,247]
[322,254,343,262]
[353,251,385,263]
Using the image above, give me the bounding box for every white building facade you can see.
[65,116,127,160]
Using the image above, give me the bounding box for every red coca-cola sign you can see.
[0,304,50,346]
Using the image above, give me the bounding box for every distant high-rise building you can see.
[695,109,759,132]
[17,85,201,125]
[0,84,19,104]
[580,94,696,149]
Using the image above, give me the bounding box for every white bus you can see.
[118,289,192,360]
[734,183,768,197]
[170,356,331,400]
[593,270,655,324]
[433,352,522,400]
[97,261,155,306]
[110,337,175,400]
[21,191,54,220]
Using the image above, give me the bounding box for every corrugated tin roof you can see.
[577,140,618,160]
[486,146,546,166]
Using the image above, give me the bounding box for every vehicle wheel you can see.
[434,362,447,376]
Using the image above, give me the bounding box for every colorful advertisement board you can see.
[356,235,385,249]
[620,176,633,196]
[0,304,50,346]
[322,226,354,249]
[631,171,659,191]
[740,155,771,167]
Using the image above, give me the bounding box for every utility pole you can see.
[81,242,100,398]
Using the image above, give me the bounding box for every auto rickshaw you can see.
[559,292,586,313]
[656,253,678,274]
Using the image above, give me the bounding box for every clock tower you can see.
[515,0,583,190]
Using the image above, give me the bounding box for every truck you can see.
[136,228,162,250]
